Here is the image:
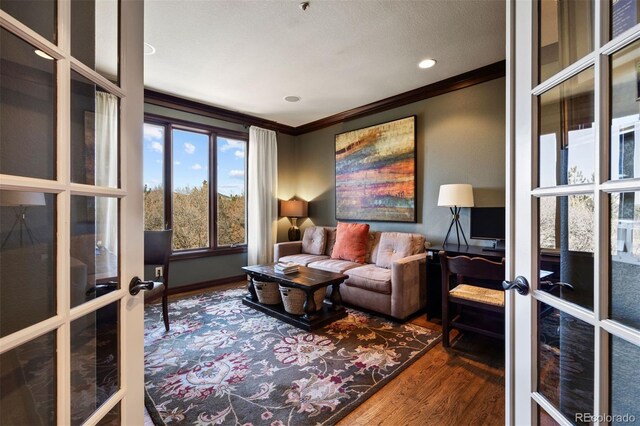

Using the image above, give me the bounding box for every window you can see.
[143,117,247,255]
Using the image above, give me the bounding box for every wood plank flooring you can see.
[146,282,505,426]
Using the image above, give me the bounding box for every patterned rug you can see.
[144,287,440,425]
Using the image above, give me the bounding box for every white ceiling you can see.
[144,0,506,128]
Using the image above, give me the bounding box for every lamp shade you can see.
[280,199,308,218]
[437,184,474,207]
[0,190,46,207]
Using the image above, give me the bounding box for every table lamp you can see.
[438,184,474,247]
[280,199,308,241]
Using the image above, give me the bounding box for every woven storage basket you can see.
[279,285,325,315]
[254,280,281,305]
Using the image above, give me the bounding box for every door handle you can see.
[502,276,530,296]
[129,276,154,296]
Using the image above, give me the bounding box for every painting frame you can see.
[335,115,417,223]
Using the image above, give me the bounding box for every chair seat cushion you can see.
[279,254,329,266]
[345,265,392,295]
[449,284,504,307]
[308,258,361,273]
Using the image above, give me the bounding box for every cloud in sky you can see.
[229,169,244,178]
[192,163,203,170]
[234,150,245,159]
[174,161,181,165]
[151,141,163,153]
[144,124,163,141]
[220,138,245,152]
[184,142,195,154]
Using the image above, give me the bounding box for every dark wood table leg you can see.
[247,276,258,301]
[303,289,317,321]
[329,283,343,311]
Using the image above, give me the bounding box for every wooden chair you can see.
[144,230,172,331]
[439,251,505,347]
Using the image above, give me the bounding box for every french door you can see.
[0,1,144,424]
[511,0,640,424]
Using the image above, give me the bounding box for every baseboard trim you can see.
[168,275,248,296]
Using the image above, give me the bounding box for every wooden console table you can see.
[241,264,348,331]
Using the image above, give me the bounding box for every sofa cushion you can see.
[331,222,370,263]
[324,227,337,256]
[375,232,413,269]
[345,264,392,295]
[365,231,382,264]
[308,258,361,274]
[409,233,427,255]
[301,226,326,255]
[280,253,329,267]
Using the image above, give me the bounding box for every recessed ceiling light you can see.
[34,49,54,60]
[418,58,437,69]
[144,42,156,55]
[284,96,301,102]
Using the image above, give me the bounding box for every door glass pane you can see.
[0,29,56,180]
[143,123,165,231]
[0,331,56,424]
[71,302,119,425]
[0,191,56,337]
[610,40,640,181]
[217,137,246,246]
[539,68,595,187]
[71,71,119,187]
[97,402,120,425]
[611,0,640,39]
[539,195,595,310]
[610,335,640,423]
[71,0,119,83]
[539,0,593,82]
[0,0,56,43]
[70,195,119,309]
[538,302,594,425]
[172,129,209,250]
[610,192,640,330]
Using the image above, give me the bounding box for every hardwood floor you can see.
[338,314,505,426]
[146,282,505,426]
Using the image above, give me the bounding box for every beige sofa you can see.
[274,226,428,320]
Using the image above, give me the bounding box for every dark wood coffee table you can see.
[241,264,348,331]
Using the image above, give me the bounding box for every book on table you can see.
[274,262,299,274]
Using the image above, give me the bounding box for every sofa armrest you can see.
[274,241,303,262]
[390,253,427,320]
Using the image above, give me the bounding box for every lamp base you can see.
[288,226,301,241]
[442,206,469,247]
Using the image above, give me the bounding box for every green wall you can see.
[291,77,506,247]
[146,76,506,287]
[144,103,296,288]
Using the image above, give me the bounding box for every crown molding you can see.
[144,60,506,137]
[144,89,297,135]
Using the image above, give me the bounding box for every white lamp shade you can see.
[437,184,474,207]
[280,199,308,218]
[0,190,46,207]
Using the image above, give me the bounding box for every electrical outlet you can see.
[155,266,163,278]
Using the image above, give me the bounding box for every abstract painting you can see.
[335,116,416,222]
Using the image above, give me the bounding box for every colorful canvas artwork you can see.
[335,116,416,222]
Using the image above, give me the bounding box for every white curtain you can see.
[247,126,278,265]
[95,91,118,255]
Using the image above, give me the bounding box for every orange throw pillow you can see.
[331,222,370,263]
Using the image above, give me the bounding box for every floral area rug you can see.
[144,287,441,425]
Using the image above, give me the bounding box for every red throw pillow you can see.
[331,222,370,263]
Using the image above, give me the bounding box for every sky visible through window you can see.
[143,123,246,195]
